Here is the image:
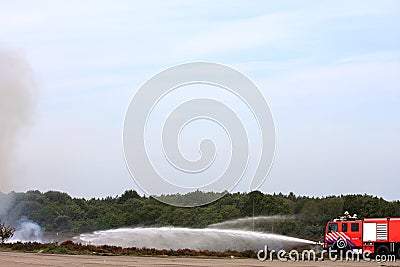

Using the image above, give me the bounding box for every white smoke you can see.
[9,218,43,243]
[0,46,37,193]
[0,47,41,241]
[0,192,15,220]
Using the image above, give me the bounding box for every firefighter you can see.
[344,211,351,219]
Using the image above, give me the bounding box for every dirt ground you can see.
[1,252,400,267]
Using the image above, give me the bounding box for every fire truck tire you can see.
[397,246,400,258]
[376,245,389,255]
[332,243,350,252]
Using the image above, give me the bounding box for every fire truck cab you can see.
[324,215,400,257]
[324,217,363,251]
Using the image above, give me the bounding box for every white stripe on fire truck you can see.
[337,232,348,240]
[327,233,336,239]
[326,232,350,242]
[331,232,340,239]
[326,233,336,242]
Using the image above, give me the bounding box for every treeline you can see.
[1,190,399,240]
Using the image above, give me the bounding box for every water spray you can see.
[73,227,315,252]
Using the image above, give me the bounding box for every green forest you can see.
[1,190,399,240]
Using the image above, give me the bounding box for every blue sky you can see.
[1,1,399,199]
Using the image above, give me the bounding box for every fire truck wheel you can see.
[332,243,350,252]
[376,245,389,255]
[397,246,400,258]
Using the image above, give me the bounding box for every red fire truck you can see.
[324,216,400,257]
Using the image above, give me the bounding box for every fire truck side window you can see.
[351,223,359,232]
[342,223,348,232]
[328,223,338,233]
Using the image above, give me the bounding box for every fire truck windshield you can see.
[328,223,338,233]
